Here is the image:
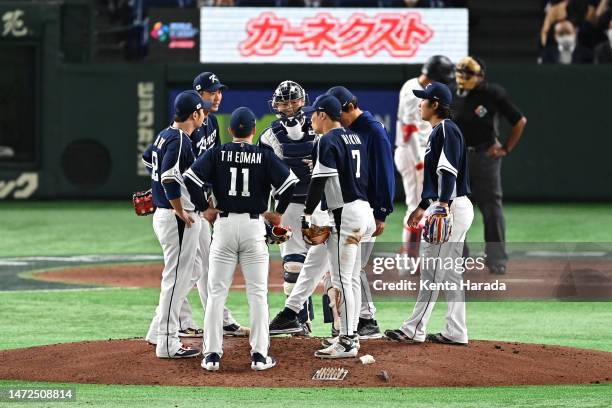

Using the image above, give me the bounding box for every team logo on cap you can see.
[196,103,202,109]
[209,74,219,83]
[195,84,201,91]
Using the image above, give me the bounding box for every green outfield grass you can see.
[0,381,610,408]
[1,201,611,407]
[1,201,611,257]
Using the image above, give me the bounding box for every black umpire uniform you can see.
[451,57,527,274]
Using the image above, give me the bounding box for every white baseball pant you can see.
[399,196,474,343]
[151,208,201,358]
[203,213,270,358]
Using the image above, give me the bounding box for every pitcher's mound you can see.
[1,337,611,387]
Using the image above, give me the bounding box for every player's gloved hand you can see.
[423,204,453,245]
[264,220,292,245]
[132,189,156,216]
[301,214,332,246]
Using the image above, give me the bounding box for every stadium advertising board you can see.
[149,7,199,61]
[200,7,468,64]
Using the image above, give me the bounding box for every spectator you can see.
[385,0,467,6]
[541,20,594,63]
[540,0,598,47]
[594,18,612,62]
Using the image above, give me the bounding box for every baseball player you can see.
[268,86,394,341]
[385,82,474,346]
[396,56,455,251]
[184,107,299,371]
[141,90,209,359]
[144,72,247,345]
[301,94,375,359]
[259,80,319,335]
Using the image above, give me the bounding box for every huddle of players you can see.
[142,71,395,371]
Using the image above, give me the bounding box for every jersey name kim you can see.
[221,150,263,164]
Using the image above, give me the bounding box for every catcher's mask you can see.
[455,56,485,91]
[269,80,309,120]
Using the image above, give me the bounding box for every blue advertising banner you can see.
[168,88,399,145]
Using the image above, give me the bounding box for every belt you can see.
[467,140,494,153]
[219,212,259,219]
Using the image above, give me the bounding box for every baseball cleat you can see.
[384,329,423,344]
[315,336,358,359]
[251,352,277,371]
[357,318,384,339]
[202,353,221,371]
[179,327,203,338]
[269,312,304,335]
[488,264,506,275]
[292,321,312,337]
[426,333,468,346]
[223,323,250,337]
[158,345,201,359]
[321,336,360,350]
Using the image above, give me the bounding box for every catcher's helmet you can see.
[421,55,455,85]
[269,80,309,117]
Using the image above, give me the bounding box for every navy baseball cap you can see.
[230,107,256,138]
[193,71,228,93]
[413,82,453,107]
[327,86,357,110]
[174,90,211,117]
[302,94,342,120]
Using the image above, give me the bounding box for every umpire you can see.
[451,56,527,275]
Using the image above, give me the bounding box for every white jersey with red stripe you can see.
[396,77,431,156]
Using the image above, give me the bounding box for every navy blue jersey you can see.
[348,111,395,221]
[191,114,221,157]
[422,119,471,202]
[142,126,203,210]
[184,142,298,214]
[311,127,369,210]
[259,117,317,204]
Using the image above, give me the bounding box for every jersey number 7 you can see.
[352,150,361,178]
[229,167,250,197]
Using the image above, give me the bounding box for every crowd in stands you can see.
[539,0,612,64]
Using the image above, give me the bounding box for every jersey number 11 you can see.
[229,167,250,197]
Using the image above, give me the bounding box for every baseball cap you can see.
[193,71,228,93]
[326,86,357,110]
[230,107,256,138]
[302,94,342,120]
[174,90,211,117]
[413,82,453,107]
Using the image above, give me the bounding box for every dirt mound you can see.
[1,337,610,387]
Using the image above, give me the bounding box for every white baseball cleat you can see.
[202,353,221,371]
[315,336,358,359]
[321,336,360,350]
[251,352,277,371]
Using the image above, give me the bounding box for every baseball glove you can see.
[423,205,453,244]
[265,220,292,245]
[132,189,155,216]
[301,215,332,245]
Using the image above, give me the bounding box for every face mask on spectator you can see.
[556,34,576,50]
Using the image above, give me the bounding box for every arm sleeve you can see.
[184,148,215,188]
[436,122,461,178]
[259,127,283,158]
[369,124,395,221]
[160,138,181,183]
[311,137,338,178]
[491,84,524,126]
[142,144,153,175]
[439,170,457,203]
[268,151,299,199]
[304,177,328,215]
